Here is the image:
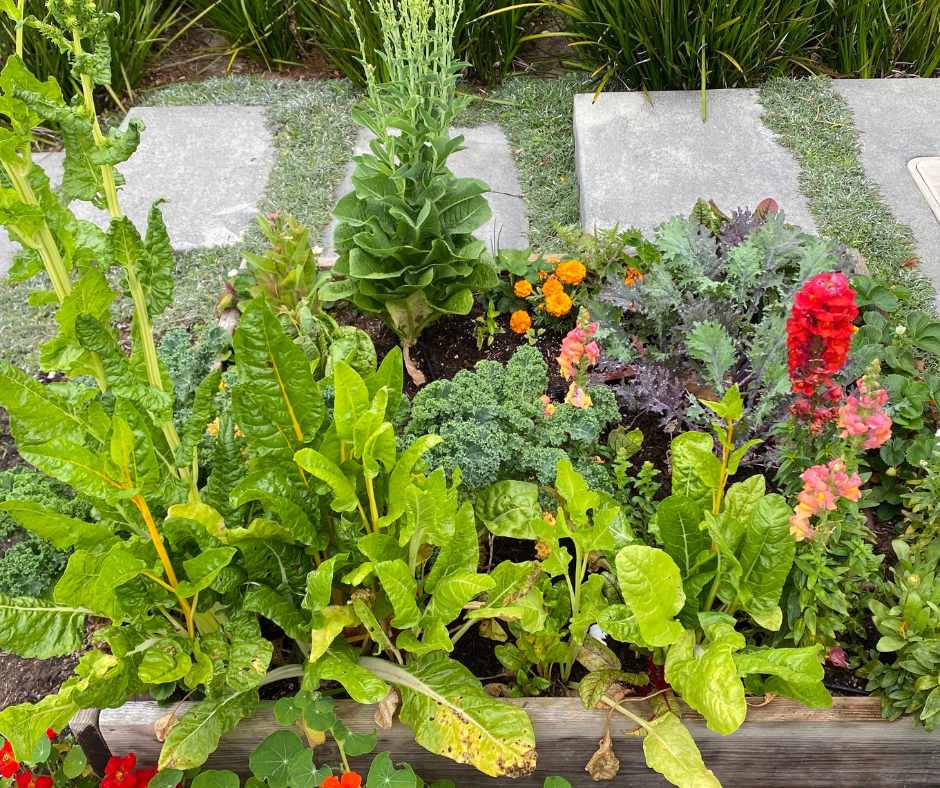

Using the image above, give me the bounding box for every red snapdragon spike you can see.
[103,755,138,788]
[787,273,858,395]
[0,741,19,779]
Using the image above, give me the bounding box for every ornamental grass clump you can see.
[321,0,497,381]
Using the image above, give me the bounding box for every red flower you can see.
[133,769,158,788]
[322,773,362,788]
[44,731,55,742]
[0,741,19,779]
[103,755,137,788]
[786,273,858,396]
[15,774,52,788]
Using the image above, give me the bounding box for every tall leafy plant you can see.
[320,0,498,380]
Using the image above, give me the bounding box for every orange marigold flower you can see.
[322,773,362,788]
[546,292,573,317]
[556,260,586,285]
[510,310,532,334]
[514,279,533,298]
[542,277,564,297]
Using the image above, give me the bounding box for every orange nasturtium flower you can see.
[514,279,533,297]
[545,292,573,317]
[510,310,532,334]
[322,774,362,788]
[556,259,586,285]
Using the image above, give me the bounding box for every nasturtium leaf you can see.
[250,730,304,788]
[301,694,337,732]
[474,481,540,540]
[362,652,536,778]
[160,689,259,770]
[365,752,417,788]
[62,745,87,779]
[191,771,239,788]
[664,619,746,735]
[641,713,721,788]
[331,720,377,756]
[149,770,184,788]
[615,546,685,647]
[655,495,705,576]
[288,748,331,788]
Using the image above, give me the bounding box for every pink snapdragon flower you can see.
[789,458,861,542]
[557,309,600,382]
[565,384,593,409]
[838,377,892,449]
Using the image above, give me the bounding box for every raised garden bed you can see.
[80,698,940,788]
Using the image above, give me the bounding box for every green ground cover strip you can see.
[759,76,935,316]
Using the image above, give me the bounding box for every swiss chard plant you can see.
[319,0,497,377]
[476,387,831,788]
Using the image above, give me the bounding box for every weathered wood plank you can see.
[99,697,940,788]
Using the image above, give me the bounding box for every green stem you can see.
[335,738,350,773]
[703,545,722,613]
[14,0,24,57]
[71,29,190,485]
[365,476,380,532]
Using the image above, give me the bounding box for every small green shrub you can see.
[402,345,620,491]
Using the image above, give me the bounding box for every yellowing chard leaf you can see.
[640,713,721,788]
[615,546,685,647]
[362,653,537,778]
[665,616,746,735]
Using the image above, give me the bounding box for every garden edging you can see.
[81,697,940,788]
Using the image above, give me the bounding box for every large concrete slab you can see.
[321,123,529,254]
[574,89,816,236]
[910,158,940,224]
[833,80,940,286]
[0,105,274,277]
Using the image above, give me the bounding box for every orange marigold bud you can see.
[514,279,533,297]
[510,310,532,334]
[556,260,586,285]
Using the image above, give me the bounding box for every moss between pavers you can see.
[759,76,935,317]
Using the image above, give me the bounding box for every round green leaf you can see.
[249,731,305,788]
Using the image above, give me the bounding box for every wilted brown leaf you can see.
[374,687,401,729]
[903,257,920,268]
[155,712,179,742]
[296,718,327,748]
[585,726,620,781]
[484,683,513,698]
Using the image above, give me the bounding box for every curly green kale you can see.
[0,468,91,597]
[0,467,92,539]
[403,346,620,491]
[0,539,69,597]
